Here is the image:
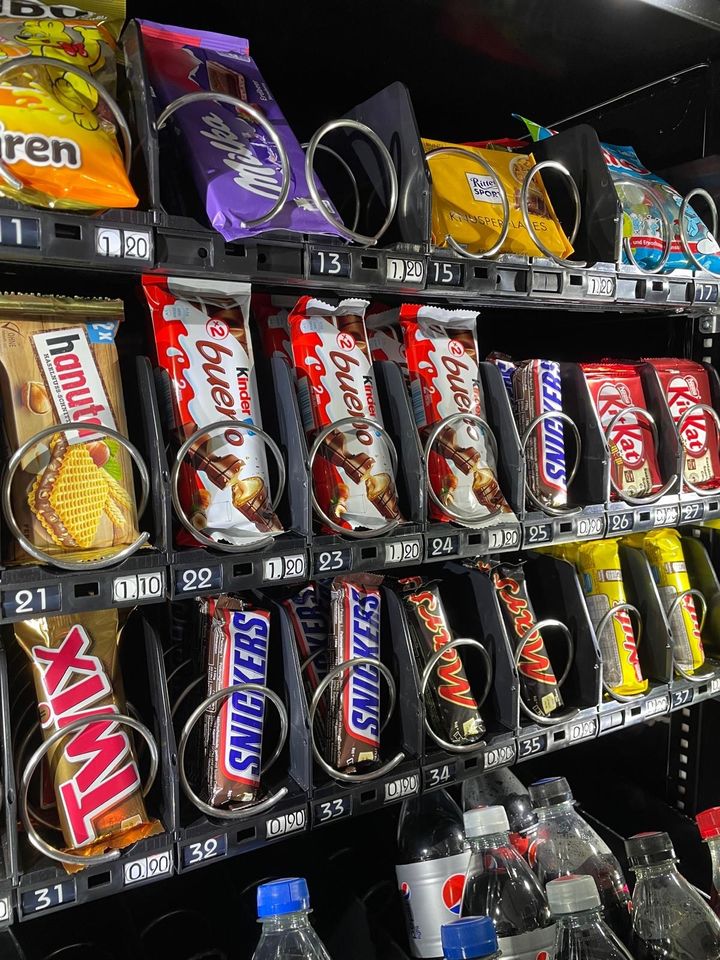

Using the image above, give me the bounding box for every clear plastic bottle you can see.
[441,917,502,959]
[396,790,471,959]
[548,874,635,959]
[253,877,333,960]
[626,831,720,960]
[529,777,632,944]
[463,768,538,860]
[696,808,720,917]
[461,805,555,960]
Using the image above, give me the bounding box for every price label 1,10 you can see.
[263,553,307,582]
[113,571,165,603]
[96,227,153,261]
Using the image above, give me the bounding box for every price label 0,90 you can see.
[385,537,423,565]
[96,227,153,261]
[123,851,173,886]
[561,716,598,745]
[384,773,420,803]
[263,553,307,583]
[654,504,679,528]
[575,515,605,539]
[181,835,228,869]
[386,256,426,285]
[174,565,223,595]
[113,571,165,604]
[2,583,61,619]
[266,808,307,840]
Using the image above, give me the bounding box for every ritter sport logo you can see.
[441,874,465,916]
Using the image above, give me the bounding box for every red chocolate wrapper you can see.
[253,292,295,367]
[400,304,513,524]
[289,297,404,531]
[366,304,408,377]
[645,358,720,492]
[582,362,663,501]
[282,584,329,740]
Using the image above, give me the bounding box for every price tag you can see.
[1,583,61,619]
[575,515,605,539]
[671,686,695,710]
[587,274,616,298]
[516,732,548,760]
[385,537,423,565]
[424,762,457,789]
[654,505,679,527]
[428,260,464,287]
[487,525,521,551]
[124,850,173,886]
[310,250,351,278]
[0,897,9,924]
[112,571,165,604]
[313,547,353,576]
[426,534,460,559]
[181,834,228,868]
[607,511,635,535]
[0,215,39,248]
[599,709,625,733]
[263,553,307,582]
[524,522,553,547]
[21,880,75,915]
[386,257,426,285]
[680,500,705,523]
[482,742,517,770]
[384,773,419,803]
[313,795,353,826]
[644,694,670,718]
[174,565,223,595]
[96,227,153,261]
[694,281,719,304]
[563,716,598,744]
[266,807,307,839]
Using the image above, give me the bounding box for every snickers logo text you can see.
[537,360,567,491]
[344,585,381,744]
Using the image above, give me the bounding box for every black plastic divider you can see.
[0,643,17,927]
[13,609,175,922]
[678,535,720,706]
[0,356,168,625]
[677,363,720,525]
[172,599,311,872]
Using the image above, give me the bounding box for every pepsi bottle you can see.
[396,790,470,959]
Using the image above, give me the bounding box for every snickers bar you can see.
[282,583,330,739]
[514,359,569,511]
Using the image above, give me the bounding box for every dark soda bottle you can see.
[549,875,634,959]
[697,808,720,918]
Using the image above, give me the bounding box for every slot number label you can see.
[694,281,719,304]
[384,774,419,803]
[124,851,173,886]
[429,260,463,286]
[517,733,548,759]
[266,808,307,839]
[113,571,165,603]
[425,763,457,789]
[96,227,153,261]
[313,796,352,826]
[385,538,422,564]
[174,565,223,595]
[607,511,635,534]
[181,835,228,868]
[386,257,426,285]
[487,526,520,550]
[21,880,75,915]
[2,583,61,618]
[575,516,605,539]
[564,717,598,744]
[426,535,460,559]
[314,548,352,575]
[524,522,553,546]
[0,897,9,923]
[654,505,679,527]
[680,500,705,523]
[263,553,307,582]
[0,215,39,248]
[587,274,616,298]
[310,250,351,278]
[671,687,695,710]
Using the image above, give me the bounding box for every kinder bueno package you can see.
[400,304,513,524]
[366,305,407,377]
[199,596,271,808]
[514,359,569,510]
[253,293,296,366]
[582,362,663,501]
[289,296,403,531]
[144,276,282,547]
[140,21,343,242]
[645,358,720,492]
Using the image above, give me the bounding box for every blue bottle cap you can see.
[441,917,498,959]
[257,877,310,918]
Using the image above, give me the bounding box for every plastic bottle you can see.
[253,877,333,960]
[461,805,555,960]
[697,807,720,917]
[626,831,720,960]
[463,768,538,860]
[529,777,632,944]
[548,874,635,959]
[396,790,471,959]
[441,917,502,959]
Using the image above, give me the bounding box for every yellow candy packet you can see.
[422,138,574,259]
[627,528,705,674]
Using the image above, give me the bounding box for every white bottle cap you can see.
[463,805,510,838]
[547,875,601,915]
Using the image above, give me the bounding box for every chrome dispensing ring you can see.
[520,410,582,517]
[614,178,672,275]
[514,619,578,726]
[679,188,720,278]
[595,603,646,703]
[301,141,362,235]
[602,405,677,505]
[667,589,710,684]
[519,160,585,268]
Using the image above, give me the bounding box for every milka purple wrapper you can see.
[140,20,343,242]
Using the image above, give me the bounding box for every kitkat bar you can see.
[645,358,720,491]
[288,296,404,531]
[14,609,163,872]
[582,362,662,501]
[143,276,283,546]
[399,580,486,744]
[200,596,271,808]
[400,304,513,524]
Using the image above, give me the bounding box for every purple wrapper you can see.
[140,20,344,242]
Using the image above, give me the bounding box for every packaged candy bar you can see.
[557,540,647,697]
[422,137,573,259]
[399,579,486,744]
[144,276,283,547]
[400,304,513,524]
[140,21,342,242]
[0,295,140,565]
[200,596,271,808]
[252,293,296,367]
[14,609,162,871]
[645,358,720,492]
[282,583,329,740]
[487,351,517,403]
[582,362,663,501]
[289,296,403,532]
[490,562,563,718]
[602,143,720,274]
[366,305,408,377]
[627,529,705,674]
[327,575,383,773]
[0,3,137,210]
[514,359,568,510]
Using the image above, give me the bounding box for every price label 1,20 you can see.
[2,583,61,619]
[487,525,521,551]
[263,553,307,582]
[587,274,616,298]
[386,257,426,285]
[385,537,423,565]
[96,227,153,261]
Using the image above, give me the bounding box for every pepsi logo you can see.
[400,881,411,901]
[537,953,550,960]
[442,873,465,916]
